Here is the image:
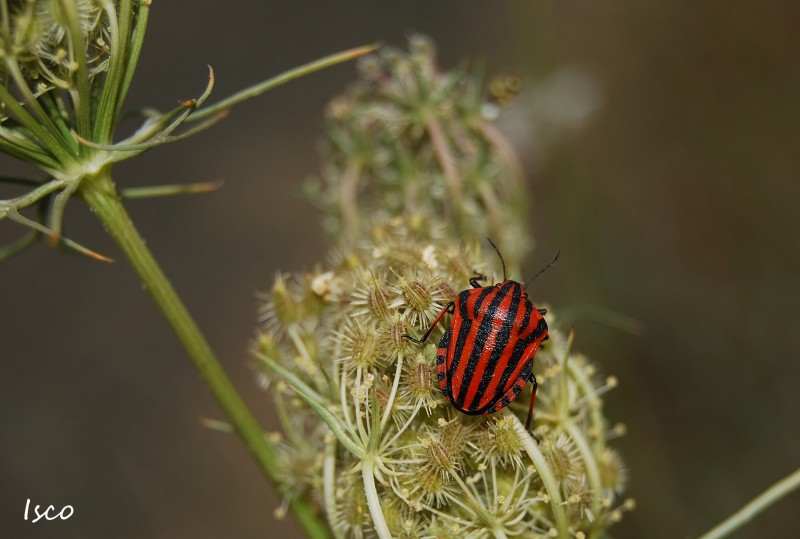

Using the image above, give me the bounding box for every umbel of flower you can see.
[0,0,109,87]
[305,35,530,274]
[257,38,632,538]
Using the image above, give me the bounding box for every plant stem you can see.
[361,456,392,539]
[563,421,602,538]
[80,170,331,539]
[505,410,569,539]
[697,467,800,539]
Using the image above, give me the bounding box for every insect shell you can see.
[404,242,558,430]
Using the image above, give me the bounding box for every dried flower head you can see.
[306,36,531,269]
[1,0,108,87]
[257,36,629,538]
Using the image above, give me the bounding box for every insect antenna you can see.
[486,237,507,281]
[523,249,561,289]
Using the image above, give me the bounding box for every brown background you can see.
[2,1,799,538]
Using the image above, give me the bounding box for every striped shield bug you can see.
[404,240,559,430]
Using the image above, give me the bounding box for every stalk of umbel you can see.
[0,2,373,537]
[256,36,632,539]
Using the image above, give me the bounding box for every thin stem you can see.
[563,421,602,536]
[362,456,392,539]
[450,470,495,525]
[0,229,36,261]
[41,91,80,153]
[323,437,343,539]
[58,0,93,141]
[1,179,67,212]
[379,354,403,430]
[114,0,150,119]
[354,366,368,443]
[339,365,357,438]
[558,328,575,420]
[273,387,305,449]
[426,116,463,213]
[92,0,128,143]
[0,77,73,163]
[697,468,800,539]
[79,170,331,539]
[2,58,68,150]
[338,161,361,238]
[381,399,422,451]
[5,209,111,261]
[567,357,608,456]
[504,410,569,538]
[190,44,379,122]
[120,179,223,199]
[258,353,362,457]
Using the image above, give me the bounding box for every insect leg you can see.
[537,308,547,315]
[469,273,487,288]
[403,302,455,344]
[524,372,539,431]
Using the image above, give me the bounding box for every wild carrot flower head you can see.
[257,36,630,538]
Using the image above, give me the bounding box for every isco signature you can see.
[24,498,74,523]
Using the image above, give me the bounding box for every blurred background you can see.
[2,1,799,537]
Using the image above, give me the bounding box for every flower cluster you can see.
[0,0,110,89]
[0,0,162,260]
[257,37,631,538]
[305,35,530,271]
[0,0,242,261]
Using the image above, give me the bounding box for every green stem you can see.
[697,467,800,539]
[80,170,331,539]
[361,456,392,539]
[189,44,379,122]
[563,421,602,538]
[504,410,569,539]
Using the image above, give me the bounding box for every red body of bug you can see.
[405,243,557,430]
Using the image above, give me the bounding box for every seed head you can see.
[422,435,459,475]
[351,270,393,321]
[335,320,380,370]
[266,274,301,328]
[541,433,582,483]
[402,353,437,409]
[388,269,447,328]
[413,464,455,507]
[379,316,411,359]
[256,35,626,539]
[598,447,628,495]
[474,416,525,470]
[564,477,595,522]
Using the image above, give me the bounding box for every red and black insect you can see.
[404,240,558,430]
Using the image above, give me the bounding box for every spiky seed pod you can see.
[381,316,411,358]
[414,465,454,508]
[335,320,381,370]
[476,416,526,469]
[402,352,437,411]
[598,447,628,495]
[266,274,302,328]
[564,477,595,522]
[387,269,448,328]
[422,435,459,476]
[540,433,582,484]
